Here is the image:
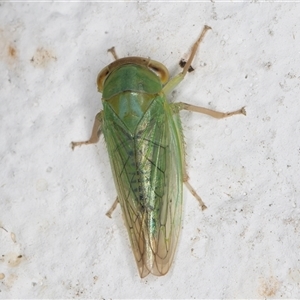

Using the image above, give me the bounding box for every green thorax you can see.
[102,64,163,99]
[104,92,158,133]
[102,64,164,133]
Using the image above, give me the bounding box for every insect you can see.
[71,25,246,278]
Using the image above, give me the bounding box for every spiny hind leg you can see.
[178,120,206,210]
[184,173,207,211]
[106,197,119,218]
[71,111,103,150]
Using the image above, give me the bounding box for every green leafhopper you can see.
[71,25,246,278]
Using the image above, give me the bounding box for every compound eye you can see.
[148,60,169,84]
[97,66,110,92]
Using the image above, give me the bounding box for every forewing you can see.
[150,100,184,276]
[102,96,184,277]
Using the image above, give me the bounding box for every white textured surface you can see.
[1,2,300,298]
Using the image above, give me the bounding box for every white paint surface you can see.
[1,2,300,298]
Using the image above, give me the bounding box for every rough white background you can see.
[1,1,300,298]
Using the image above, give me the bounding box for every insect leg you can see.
[178,104,246,119]
[163,25,211,95]
[184,175,207,210]
[107,47,119,60]
[180,25,212,77]
[106,197,119,218]
[71,111,103,150]
[176,103,245,210]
